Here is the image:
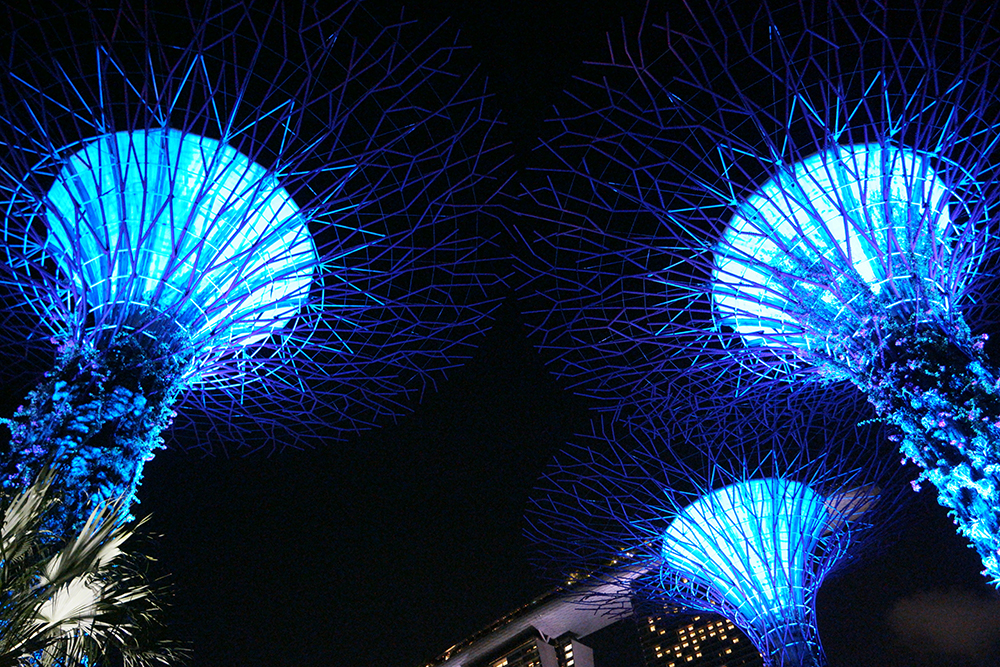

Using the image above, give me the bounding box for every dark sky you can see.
[70,1,1000,666]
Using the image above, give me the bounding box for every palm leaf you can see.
[0,473,185,667]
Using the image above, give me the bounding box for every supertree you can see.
[527,391,909,667]
[518,0,1000,583]
[0,0,505,531]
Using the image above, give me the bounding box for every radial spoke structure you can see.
[0,0,506,531]
[528,395,908,667]
[520,0,1000,583]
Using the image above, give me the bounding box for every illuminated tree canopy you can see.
[43,128,317,356]
[662,477,829,638]
[519,0,1000,584]
[713,142,959,356]
[528,393,908,667]
[0,0,506,530]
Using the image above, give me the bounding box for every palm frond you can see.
[0,473,185,667]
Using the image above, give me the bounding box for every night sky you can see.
[11,1,1000,666]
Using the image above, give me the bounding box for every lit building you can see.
[471,632,594,667]
[638,614,761,667]
[483,634,545,667]
[423,575,762,667]
[424,577,631,667]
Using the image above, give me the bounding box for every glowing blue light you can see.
[44,128,318,349]
[661,478,828,631]
[712,143,955,350]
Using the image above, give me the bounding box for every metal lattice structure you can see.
[520,0,1000,584]
[0,0,506,528]
[527,392,908,667]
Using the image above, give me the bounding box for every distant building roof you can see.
[425,569,646,667]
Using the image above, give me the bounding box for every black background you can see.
[11,1,1000,666]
